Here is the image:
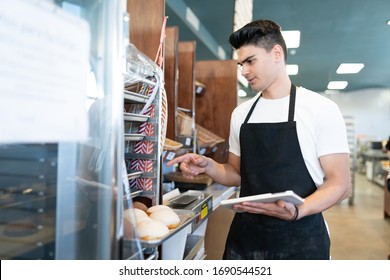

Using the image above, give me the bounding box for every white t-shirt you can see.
[229,86,350,186]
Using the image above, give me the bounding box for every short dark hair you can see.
[229,19,288,62]
[386,136,390,151]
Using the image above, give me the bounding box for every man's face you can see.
[236,44,279,93]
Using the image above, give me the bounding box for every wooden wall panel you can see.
[195,60,237,139]
[195,60,237,163]
[164,27,179,140]
[177,41,196,112]
[127,0,165,60]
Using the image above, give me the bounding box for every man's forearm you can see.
[205,158,241,187]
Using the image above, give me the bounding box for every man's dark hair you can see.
[229,19,288,62]
[385,136,390,151]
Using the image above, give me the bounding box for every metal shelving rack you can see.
[123,44,164,206]
[121,44,164,260]
[344,116,357,206]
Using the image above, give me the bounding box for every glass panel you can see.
[0,0,142,260]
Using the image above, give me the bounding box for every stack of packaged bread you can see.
[124,202,181,240]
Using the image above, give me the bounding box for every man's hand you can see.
[166,153,209,179]
[233,200,299,221]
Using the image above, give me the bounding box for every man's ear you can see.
[273,45,284,62]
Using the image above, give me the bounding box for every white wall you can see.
[237,87,390,142]
[323,88,390,141]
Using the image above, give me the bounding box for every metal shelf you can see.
[344,116,357,206]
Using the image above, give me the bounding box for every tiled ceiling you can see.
[166,0,390,95]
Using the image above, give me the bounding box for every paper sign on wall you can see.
[0,0,90,143]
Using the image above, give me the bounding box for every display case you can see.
[0,0,143,260]
[0,144,57,259]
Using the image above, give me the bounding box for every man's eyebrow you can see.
[237,54,256,66]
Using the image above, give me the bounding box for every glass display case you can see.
[0,0,142,260]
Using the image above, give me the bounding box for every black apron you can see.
[223,84,330,260]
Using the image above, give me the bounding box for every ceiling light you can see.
[238,89,247,97]
[336,63,364,74]
[327,81,348,90]
[324,90,340,95]
[387,20,390,25]
[237,69,248,87]
[281,30,300,48]
[185,7,200,31]
[286,64,299,75]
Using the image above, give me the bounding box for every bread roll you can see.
[133,201,148,212]
[124,208,150,224]
[149,208,180,229]
[146,204,171,215]
[136,219,169,240]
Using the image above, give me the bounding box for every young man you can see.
[167,19,351,260]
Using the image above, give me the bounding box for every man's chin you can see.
[249,86,261,93]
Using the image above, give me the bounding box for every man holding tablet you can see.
[167,19,351,260]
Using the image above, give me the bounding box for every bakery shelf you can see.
[125,153,158,160]
[123,112,149,122]
[124,134,145,141]
[123,209,199,249]
[183,234,204,260]
[123,89,149,104]
[127,170,143,180]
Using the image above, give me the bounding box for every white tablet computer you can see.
[220,190,304,209]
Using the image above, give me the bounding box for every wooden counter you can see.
[203,184,238,260]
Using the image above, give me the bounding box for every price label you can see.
[200,204,208,219]
[166,152,176,160]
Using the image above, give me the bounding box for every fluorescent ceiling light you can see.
[286,64,299,75]
[324,90,341,95]
[237,68,248,87]
[282,30,300,48]
[327,81,348,90]
[336,63,364,74]
[186,7,200,31]
[217,46,226,60]
[238,89,247,97]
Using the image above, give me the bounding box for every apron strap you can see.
[288,84,296,122]
[243,95,261,124]
[244,83,297,124]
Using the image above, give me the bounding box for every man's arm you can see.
[205,152,241,186]
[298,153,352,218]
[166,152,241,187]
[234,153,351,221]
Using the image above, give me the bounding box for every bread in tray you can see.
[146,204,171,215]
[164,171,213,185]
[133,201,148,212]
[126,204,181,240]
[136,219,169,240]
[163,138,183,151]
[3,222,38,237]
[149,208,180,229]
[131,208,151,224]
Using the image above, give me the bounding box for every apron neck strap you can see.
[288,84,297,122]
[243,94,261,123]
[244,83,297,124]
